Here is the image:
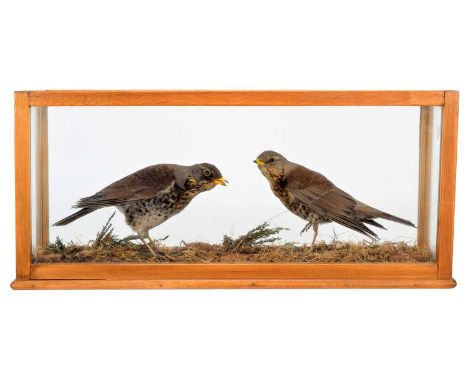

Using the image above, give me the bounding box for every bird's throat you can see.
[267,173,286,191]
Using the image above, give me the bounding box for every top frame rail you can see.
[25,90,446,106]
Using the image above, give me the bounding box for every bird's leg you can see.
[146,233,177,261]
[146,234,162,255]
[301,222,312,235]
[138,234,157,256]
[311,221,319,249]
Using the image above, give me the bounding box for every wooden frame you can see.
[34,107,49,250]
[11,90,458,289]
[417,106,434,250]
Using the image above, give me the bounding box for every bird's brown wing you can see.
[285,165,378,238]
[74,164,188,209]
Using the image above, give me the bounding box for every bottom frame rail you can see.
[11,278,456,289]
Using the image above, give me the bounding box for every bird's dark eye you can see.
[203,170,211,177]
[269,158,275,163]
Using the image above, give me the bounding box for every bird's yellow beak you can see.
[254,159,265,165]
[214,177,228,186]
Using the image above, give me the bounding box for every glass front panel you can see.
[30,106,442,263]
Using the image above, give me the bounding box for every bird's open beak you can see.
[254,159,265,165]
[214,177,228,186]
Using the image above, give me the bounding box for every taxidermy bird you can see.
[54,163,227,255]
[254,150,415,246]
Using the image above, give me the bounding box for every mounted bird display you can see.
[254,150,415,246]
[54,163,227,255]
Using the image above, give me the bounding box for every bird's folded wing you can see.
[74,165,183,208]
[286,167,378,238]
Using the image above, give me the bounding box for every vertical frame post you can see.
[35,107,49,250]
[436,91,459,279]
[417,106,433,250]
[14,92,32,280]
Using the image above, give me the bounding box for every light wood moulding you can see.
[30,263,437,280]
[417,106,434,250]
[12,90,458,289]
[27,90,445,107]
[11,278,456,290]
[34,107,49,250]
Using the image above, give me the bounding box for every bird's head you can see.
[254,150,288,180]
[189,163,227,191]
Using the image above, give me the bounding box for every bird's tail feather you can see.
[356,202,416,228]
[329,212,379,240]
[379,212,416,227]
[53,208,94,226]
[361,218,387,230]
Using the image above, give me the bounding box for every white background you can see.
[0,1,467,381]
[46,106,420,245]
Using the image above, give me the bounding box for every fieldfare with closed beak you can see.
[254,150,415,246]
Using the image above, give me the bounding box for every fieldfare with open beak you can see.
[54,163,227,256]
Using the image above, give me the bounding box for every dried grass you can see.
[34,214,431,264]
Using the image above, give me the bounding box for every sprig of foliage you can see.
[93,212,119,247]
[47,236,66,253]
[223,222,288,252]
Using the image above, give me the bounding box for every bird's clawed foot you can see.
[310,237,318,252]
[139,235,166,260]
[141,235,179,262]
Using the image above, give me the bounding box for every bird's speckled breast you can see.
[118,188,200,234]
[269,176,323,224]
